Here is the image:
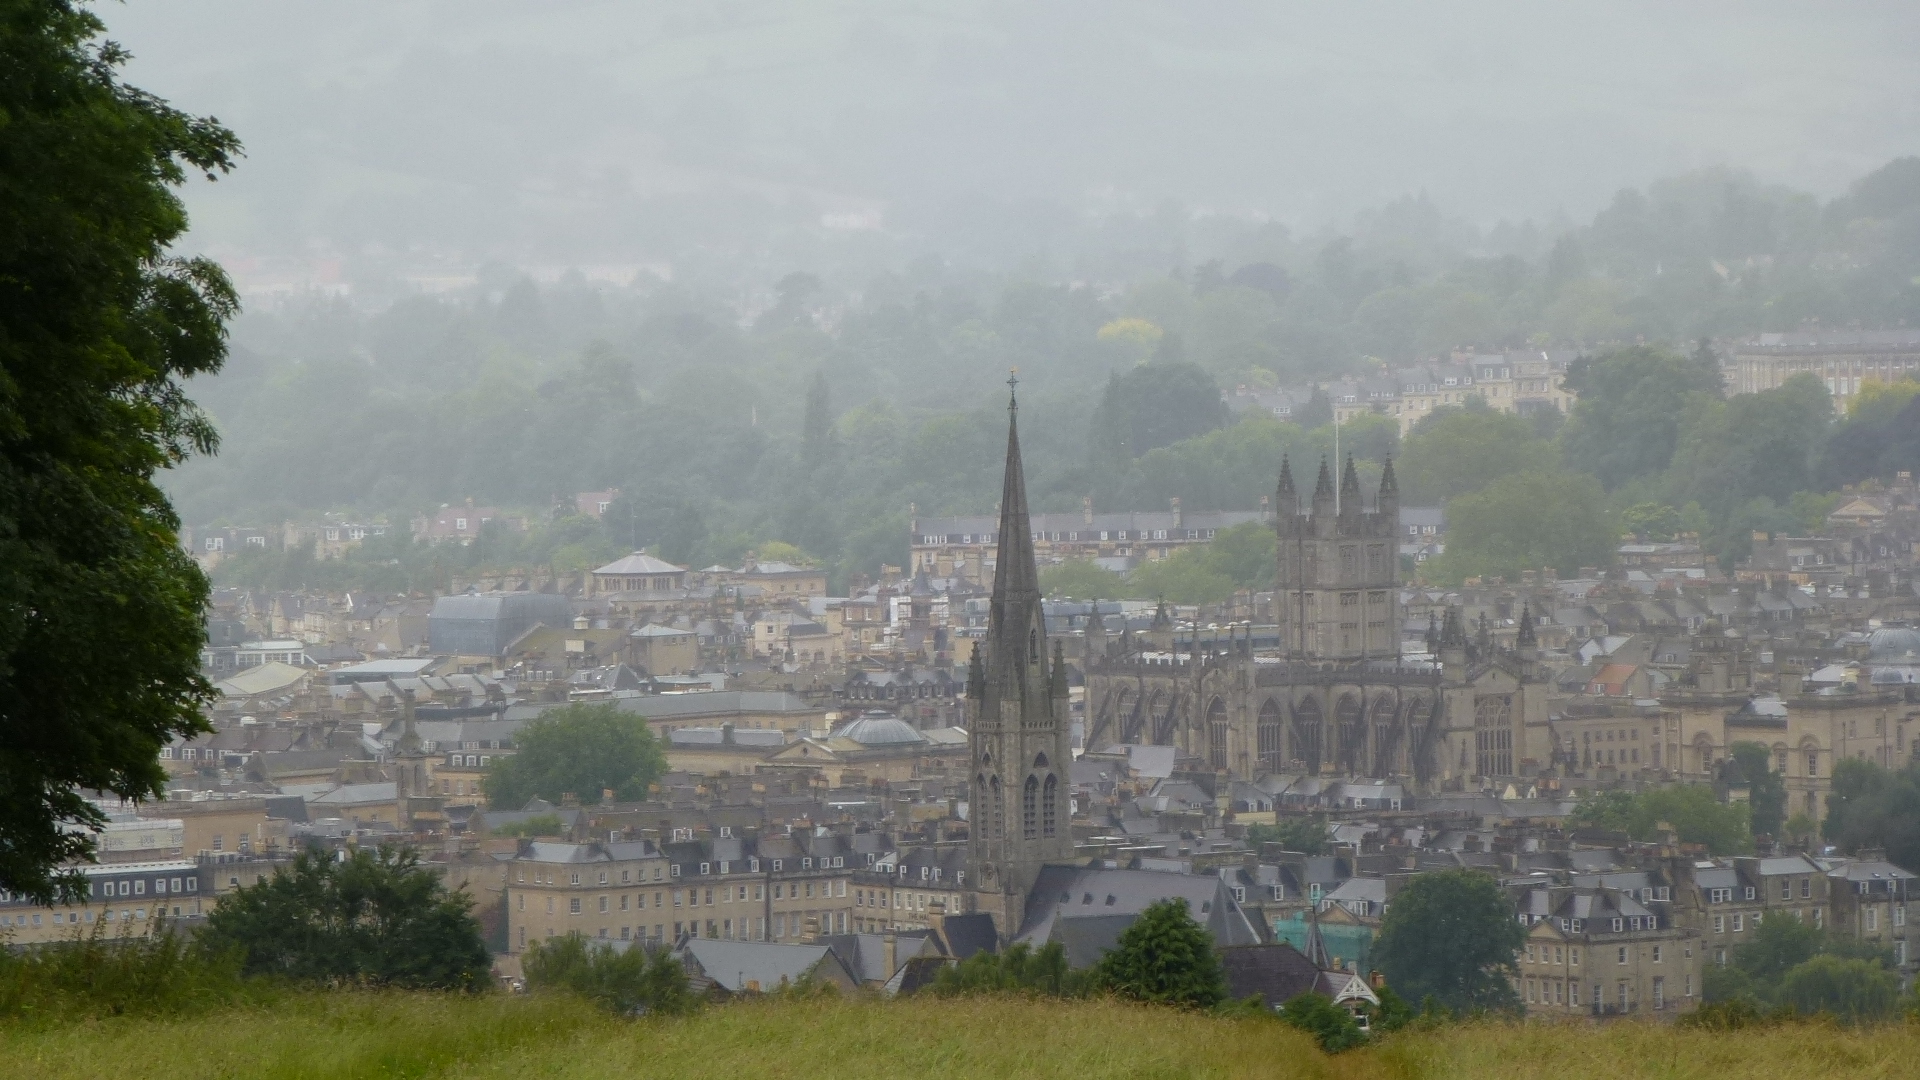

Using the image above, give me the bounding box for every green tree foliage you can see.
[1092,898,1227,1009]
[0,0,241,900]
[1039,559,1126,600]
[1398,407,1553,503]
[1777,955,1902,1023]
[1569,786,1753,854]
[1371,869,1524,1015]
[1127,547,1237,605]
[1089,361,1228,462]
[1560,347,1723,489]
[200,846,490,989]
[484,813,566,839]
[522,934,695,1015]
[1728,743,1788,839]
[484,702,667,809]
[801,368,834,469]
[1822,758,1920,869]
[929,941,1089,998]
[1276,992,1366,1053]
[1423,469,1616,583]
[1246,816,1329,855]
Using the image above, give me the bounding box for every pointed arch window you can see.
[990,776,1003,839]
[1029,628,1040,664]
[1257,700,1284,775]
[1022,774,1039,839]
[1042,774,1058,837]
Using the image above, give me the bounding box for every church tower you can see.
[967,377,1074,939]
[1275,454,1401,660]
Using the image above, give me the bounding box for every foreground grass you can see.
[2,991,1916,1080]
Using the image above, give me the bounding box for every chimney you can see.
[1170,497,1183,528]
[882,932,898,980]
[1082,496,1094,526]
[722,722,735,745]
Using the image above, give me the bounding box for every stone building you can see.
[1083,455,1554,790]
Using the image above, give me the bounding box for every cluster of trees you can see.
[1703,912,1903,1023]
[182,159,1920,597]
[1823,758,1920,869]
[482,703,668,811]
[1569,784,1756,855]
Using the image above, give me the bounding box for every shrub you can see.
[522,935,694,1016]
[1276,992,1366,1053]
[0,923,258,1021]
[200,845,490,989]
[929,941,1090,998]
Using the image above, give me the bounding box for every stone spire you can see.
[1377,455,1399,522]
[1310,455,1334,519]
[1339,453,1362,517]
[1275,454,1297,516]
[980,374,1051,715]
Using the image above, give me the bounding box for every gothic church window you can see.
[1043,775,1058,837]
[991,776,1003,839]
[1258,701,1284,775]
[1475,695,1514,777]
[1022,775,1038,840]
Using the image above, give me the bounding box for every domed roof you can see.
[831,712,926,746]
[1868,626,1920,661]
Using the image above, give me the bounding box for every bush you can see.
[522,934,694,1016]
[1777,955,1902,1024]
[1276,992,1366,1053]
[200,845,491,990]
[929,941,1090,998]
[0,923,259,1021]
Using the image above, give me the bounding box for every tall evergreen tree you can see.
[1093,898,1226,1008]
[0,0,240,900]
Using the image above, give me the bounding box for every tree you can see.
[523,934,695,1015]
[1730,912,1823,985]
[1728,742,1787,839]
[1423,469,1616,584]
[1777,955,1901,1023]
[1093,898,1227,1008]
[1294,386,1333,432]
[801,369,833,469]
[1089,361,1228,462]
[1276,992,1366,1053]
[1128,548,1236,605]
[0,1,241,901]
[200,846,490,989]
[1569,785,1753,855]
[1559,346,1722,489]
[1039,559,1126,600]
[1399,407,1552,503]
[1371,869,1524,1014]
[485,703,667,808]
[1246,817,1329,855]
[1822,758,1920,869]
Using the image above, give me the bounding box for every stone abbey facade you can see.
[1082,456,1554,791]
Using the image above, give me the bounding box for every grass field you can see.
[3,992,1916,1080]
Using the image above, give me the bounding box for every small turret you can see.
[966,644,986,701]
[1439,606,1468,668]
[1275,455,1298,536]
[1310,456,1335,525]
[1339,454,1362,518]
[1516,603,1538,660]
[1377,455,1399,524]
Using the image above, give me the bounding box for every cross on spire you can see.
[1007,368,1019,409]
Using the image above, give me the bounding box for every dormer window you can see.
[699,862,710,875]
[802,857,813,870]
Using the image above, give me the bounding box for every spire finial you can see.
[1008,368,1019,410]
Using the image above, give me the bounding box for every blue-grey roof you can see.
[831,714,926,746]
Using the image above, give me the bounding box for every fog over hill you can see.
[110,1,1920,293]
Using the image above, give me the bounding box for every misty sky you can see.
[109,0,1920,289]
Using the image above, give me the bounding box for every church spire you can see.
[1276,454,1297,514]
[985,372,1049,711]
[1378,455,1397,498]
